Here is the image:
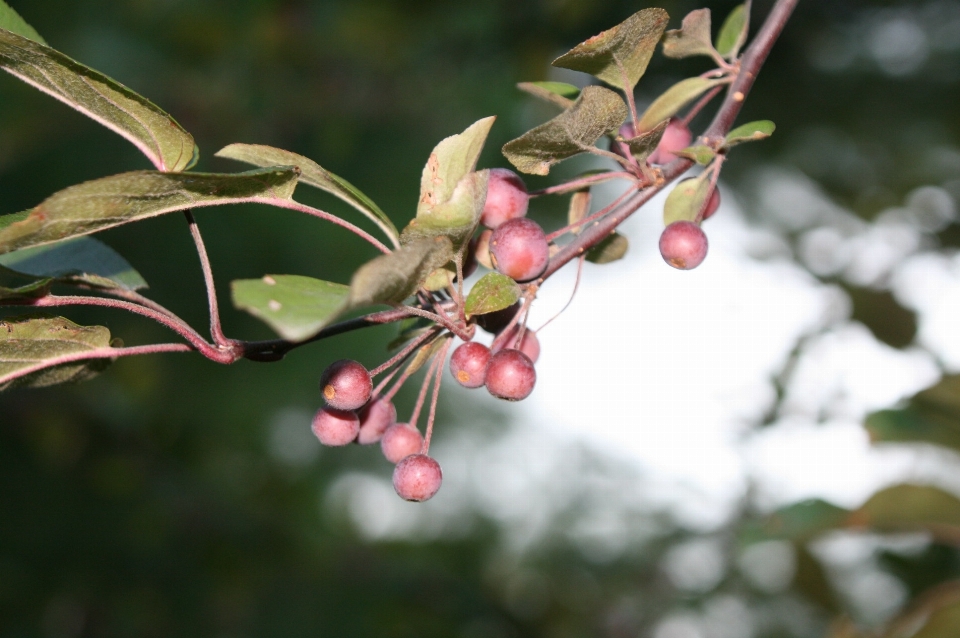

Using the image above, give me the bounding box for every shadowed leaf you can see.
[0,1,45,44]
[517,81,579,109]
[0,269,52,300]
[741,499,851,544]
[349,236,454,308]
[637,77,726,132]
[851,484,960,543]
[464,273,520,318]
[664,175,713,225]
[716,2,750,59]
[866,375,960,453]
[404,333,450,376]
[567,190,592,234]
[624,119,669,162]
[663,9,717,60]
[724,120,775,147]
[231,275,350,343]
[0,28,197,171]
[586,233,629,264]
[0,236,147,291]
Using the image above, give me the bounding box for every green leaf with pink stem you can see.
[715,2,750,60]
[516,81,579,110]
[0,0,45,44]
[464,272,520,319]
[349,236,454,309]
[723,119,775,147]
[0,167,301,255]
[416,116,495,218]
[662,9,718,60]
[636,76,726,132]
[231,275,351,343]
[402,170,489,250]
[0,28,197,172]
[663,174,713,225]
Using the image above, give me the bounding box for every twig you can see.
[183,210,231,347]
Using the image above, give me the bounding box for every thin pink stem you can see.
[529,171,636,198]
[422,338,451,454]
[408,352,442,430]
[184,210,231,347]
[259,197,391,254]
[397,305,470,341]
[369,326,442,377]
[537,255,585,333]
[680,86,724,128]
[546,185,637,242]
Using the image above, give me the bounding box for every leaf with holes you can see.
[723,119,775,148]
[0,1,45,44]
[231,275,350,342]
[464,272,520,318]
[662,9,717,60]
[349,236,454,309]
[637,77,726,132]
[664,174,713,225]
[715,2,750,59]
[0,236,147,291]
[517,81,579,110]
[586,233,629,264]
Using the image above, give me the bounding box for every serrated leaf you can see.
[678,144,717,165]
[715,2,750,59]
[215,143,399,246]
[664,175,713,225]
[552,8,669,91]
[0,236,147,291]
[402,170,489,249]
[851,484,960,541]
[865,375,960,453]
[0,28,197,172]
[586,232,629,264]
[637,77,726,132]
[417,117,495,217]
[231,275,350,342]
[0,168,300,255]
[723,119,775,147]
[517,81,579,109]
[464,272,521,318]
[567,190,592,234]
[623,118,669,162]
[0,1,45,44]
[349,236,454,308]
[503,86,628,176]
[0,314,113,390]
[662,9,717,60]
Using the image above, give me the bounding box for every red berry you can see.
[702,188,720,220]
[380,423,423,464]
[449,342,491,388]
[485,349,536,401]
[659,221,708,270]
[311,407,360,446]
[648,118,693,165]
[480,168,529,229]
[319,359,372,411]
[393,454,443,502]
[356,397,397,445]
[489,218,549,282]
[492,326,540,363]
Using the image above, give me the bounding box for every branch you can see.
[184,210,232,347]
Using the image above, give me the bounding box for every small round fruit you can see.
[380,423,424,464]
[702,188,720,220]
[356,397,397,445]
[659,221,708,270]
[489,218,550,282]
[319,359,372,411]
[450,342,491,388]
[492,326,540,363]
[393,454,443,502]
[312,407,360,446]
[485,349,536,401]
[480,168,529,229]
[476,301,519,334]
[648,118,693,165]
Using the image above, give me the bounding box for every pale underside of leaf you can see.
[662,9,717,60]
[586,233,629,264]
[417,116,495,217]
[567,190,592,234]
[502,86,628,176]
[664,175,713,225]
[215,143,399,246]
[0,1,46,44]
[402,170,489,250]
[0,236,147,291]
[464,272,520,318]
[349,236,454,309]
[0,28,197,172]
[516,82,578,110]
[552,8,669,90]
[0,167,301,255]
[637,77,726,132]
[231,275,351,342]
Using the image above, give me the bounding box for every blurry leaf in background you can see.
[866,375,960,453]
[0,236,147,291]
[637,76,726,132]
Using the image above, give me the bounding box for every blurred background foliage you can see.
[3,0,960,636]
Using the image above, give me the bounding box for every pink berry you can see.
[485,349,536,401]
[648,118,693,165]
[659,221,708,270]
[492,326,540,363]
[356,396,397,445]
[380,423,423,464]
[319,359,372,411]
[480,168,529,229]
[702,188,720,220]
[393,454,443,502]
[449,342,491,388]
[489,218,550,282]
[311,407,360,446]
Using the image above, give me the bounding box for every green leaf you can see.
[567,190,592,234]
[881,582,960,638]
[349,236,454,308]
[464,272,521,318]
[387,317,434,351]
[664,175,713,225]
[715,2,750,60]
[623,118,669,162]
[0,28,197,172]
[0,1,45,44]
[215,143,399,246]
[0,236,147,291]
[417,117,495,218]
[0,314,113,390]
[852,484,960,541]
[552,8,669,91]
[586,233,629,264]
[677,144,717,165]
[0,167,301,255]
[503,86,628,176]
[637,77,726,132]
[723,119,775,147]
[662,9,717,60]
[402,170,489,249]
[741,499,851,544]
[865,375,960,453]
[0,209,29,233]
[404,333,450,376]
[231,275,350,342]
[0,270,52,300]
[517,81,580,109]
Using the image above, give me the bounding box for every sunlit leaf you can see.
[586,233,629,264]
[552,8,669,90]
[402,170,489,249]
[664,175,713,225]
[0,209,29,233]
[517,81,579,109]
[215,143,399,245]
[464,273,521,318]
[0,236,147,291]
[637,77,726,132]
[349,236,454,308]
[0,1,45,44]
[662,9,717,60]
[624,119,669,162]
[677,145,717,165]
[0,168,301,255]
[0,314,113,390]
[866,375,960,453]
[715,2,750,59]
[503,86,628,176]
[567,190,592,234]
[417,117,495,217]
[724,120,775,147]
[0,28,197,171]
[231,275,350,342]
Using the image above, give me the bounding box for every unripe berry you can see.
[393,454,442,502]
[659,221,708,270]
[380,423,423,464]
[492,326,540,363]
[703,188,720,221]
[648,118,693,165]
[319,359,372,411]
[476,301,519,334]
[489,218,549,283]
[356,396,397,445]
[480,168,529,229]
[312,407,360,446]
[485,348,536,401]
[449,342,491,388]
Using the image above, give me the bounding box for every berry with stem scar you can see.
[659,221,708,270]
[319,359,372,411]
[450,342,491,388]
[485,348,536,401]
